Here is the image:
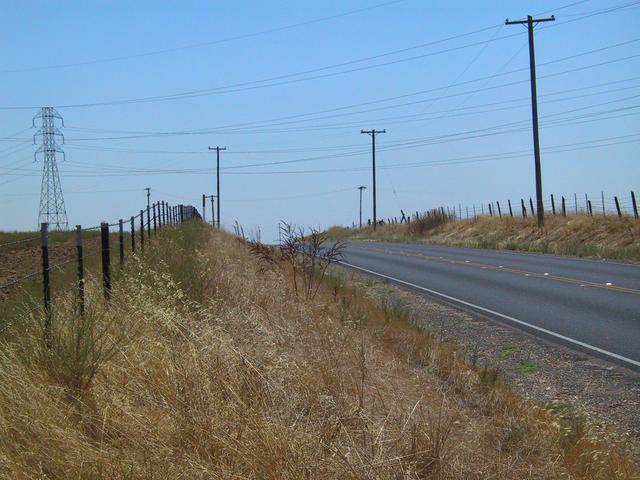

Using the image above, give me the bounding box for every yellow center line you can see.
[353,245,640,296]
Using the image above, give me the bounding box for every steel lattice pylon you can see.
[34,107,68,230]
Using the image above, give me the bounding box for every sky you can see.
[1,0,639,241]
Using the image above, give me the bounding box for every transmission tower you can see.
[34,107,68,230]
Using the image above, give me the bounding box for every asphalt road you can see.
[339,241,640,370]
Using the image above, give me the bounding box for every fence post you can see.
[585,193,589,212]
[153,203,157,234]
[496,201,502,218]
[529,198,535,216]
[76,225,85,316]
[588,200,593,216]
[562,196,566,217]
[146,206,151,238]
[101,222,111,300]
[130,216,136,253]
[508,199,513,217]
[632,191,639,219]
[614,196,622,217]
[180,205,184,223]
[162,201,166,226]
[601,191,606,216]
[41,222,51,346]
[488,204,493,216]
[140,210,145,252]
[551,194,556,215]
[521,199,526,217]
[574,193,578,215]
[119,219,124,266]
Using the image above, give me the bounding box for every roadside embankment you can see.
[327,213,640,262]
[0,222,637,478]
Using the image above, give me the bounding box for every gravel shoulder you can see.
[333,264,640,455]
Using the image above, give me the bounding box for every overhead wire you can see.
[2,0,635,111]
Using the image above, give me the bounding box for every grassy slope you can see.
[327,214,640,262]
[0,223,637,478]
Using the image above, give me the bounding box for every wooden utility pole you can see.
[361,129,385,230]
[506,14,555,228]
[358,186,366,229]
[208,146,226,228]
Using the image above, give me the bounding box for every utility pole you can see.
[506,14,554,228]
[205,194,215,225]
[208,146,226,228]
[361,129,385,230]
[358,186,367,229]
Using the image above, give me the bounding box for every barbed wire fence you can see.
[0,202,201,343]
[371,190,639,225]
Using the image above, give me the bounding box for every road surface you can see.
[339,241,640,370]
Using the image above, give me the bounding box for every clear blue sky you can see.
[1,0,639,240]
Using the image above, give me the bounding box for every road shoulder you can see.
[333,264,640,455]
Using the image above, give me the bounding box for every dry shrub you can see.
[0,222,636,478]
[408,208,454,236]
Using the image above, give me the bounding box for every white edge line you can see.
[339,260,640,369]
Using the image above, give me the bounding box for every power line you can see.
[0,0,409,74]
[57,44,640,140]
[2,1,635,111]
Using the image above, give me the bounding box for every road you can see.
[339,241,640,370]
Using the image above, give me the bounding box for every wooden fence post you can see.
[146,206,151,238]
[76,225,85,316]
[130,216,136,253]
[119,219,124,266]
[153,203,157,234]
[41,222,51,346]
[140,210,145,252]
[101,222,111,300]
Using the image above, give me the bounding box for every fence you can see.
[370,190,639,226]
[0,202,201,341]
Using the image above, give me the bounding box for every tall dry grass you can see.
[0,222,636,478]
[329,213,640,261]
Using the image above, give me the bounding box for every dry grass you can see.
[0,222,637,478]
[328,213,640,262]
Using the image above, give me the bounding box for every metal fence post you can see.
[101,222,111,300]
[496,201,502,218]
[632,191,639,220]
[508,199,513,217]
[562,196,566,217]
[551,194,556,215]
[76,225,85,316]
[41,222,51,346]
[521,199,526,217]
